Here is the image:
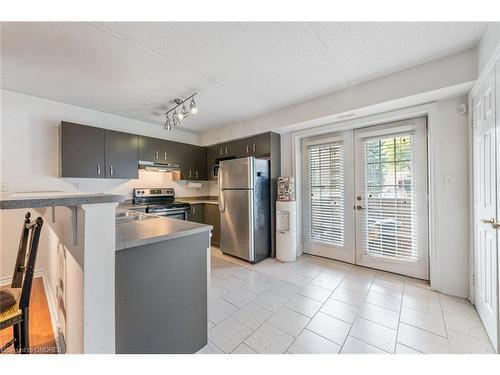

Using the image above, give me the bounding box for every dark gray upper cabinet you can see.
[206,145,219,180]
[179,143,207,180]
[138,136,163,163]
[61,122,139,179]
[238,133,271,158]
[105,130,139,179]
[139,136,182,165]
[61,122,105,178]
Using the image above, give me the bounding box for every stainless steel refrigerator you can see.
[218,157,270,263]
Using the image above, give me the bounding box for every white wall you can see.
[432,96,470,296]
[478,23,500,74]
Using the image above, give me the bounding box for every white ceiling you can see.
[1,22,485,132]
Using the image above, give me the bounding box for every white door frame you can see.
[292,103,441,289]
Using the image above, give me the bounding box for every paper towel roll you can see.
[186,182,202,189]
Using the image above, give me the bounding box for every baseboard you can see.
[40,272,64,353]
[1,269,63,353]
[440,284,469,299]
[0,269,45,286]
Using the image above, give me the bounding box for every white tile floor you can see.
[197,248,495,354]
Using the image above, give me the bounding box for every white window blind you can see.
[307,142,345,246]
[360,134,418,261]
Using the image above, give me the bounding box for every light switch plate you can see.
[0,181,8,192]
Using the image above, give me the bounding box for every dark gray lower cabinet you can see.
[61,122,105,178]
[203,204,220,247]
[105,130,139,179]
[115,232,209,353]
[189,203,203,223]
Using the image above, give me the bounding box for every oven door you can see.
[150,208,188,220]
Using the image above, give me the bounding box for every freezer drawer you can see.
[220,189,254,261]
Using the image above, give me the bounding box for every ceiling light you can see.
[190,97,198,114]
[173,110,181,126]
[181,102,190,118]
[164,116,172,131]
[164,92,198,131]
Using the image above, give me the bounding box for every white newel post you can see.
[81,202,118,353]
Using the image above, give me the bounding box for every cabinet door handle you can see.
[195,170,199,178]
[97,164,101,175]
[220,148,223,156]
[164,152,167,160]
[155,151,159,159]
[225,146,228,155]
[189,170,192,178]
[246,145,249,154]
[110,165,114,176]
[253,143,256,152]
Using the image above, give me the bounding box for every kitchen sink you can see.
[116,211,156,223]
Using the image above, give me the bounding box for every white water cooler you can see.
[276,201,297,262]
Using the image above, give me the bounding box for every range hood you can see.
[138,160,181,173]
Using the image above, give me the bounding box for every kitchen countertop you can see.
[0,191,125,209]
[115,208,212,251]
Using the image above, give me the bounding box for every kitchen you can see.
[1,16,500,362]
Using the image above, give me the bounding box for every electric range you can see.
[132,188,190,220]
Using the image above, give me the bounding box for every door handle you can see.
[164,152,167,160]
[225,146,228,155]
[253,143,256,153]
[189,170,192,178]
[110,165,113,176]
[155,151,159,159]
[481,218,500,229]
[97,164,101,176]
[195,170,199,178]
[246,145,249,154]
[218,167,224,213]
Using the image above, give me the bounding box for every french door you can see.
[303,117,429,279]
[472,66,499,351]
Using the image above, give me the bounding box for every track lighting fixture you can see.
[164,92,198,130]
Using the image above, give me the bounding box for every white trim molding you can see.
[291,103,442,291]
[470,42,500,98]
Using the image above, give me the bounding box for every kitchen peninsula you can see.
[0,191,212,354]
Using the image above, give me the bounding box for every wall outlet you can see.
[457,103,468,115]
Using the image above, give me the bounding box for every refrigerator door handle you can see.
[218,167,225,212]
